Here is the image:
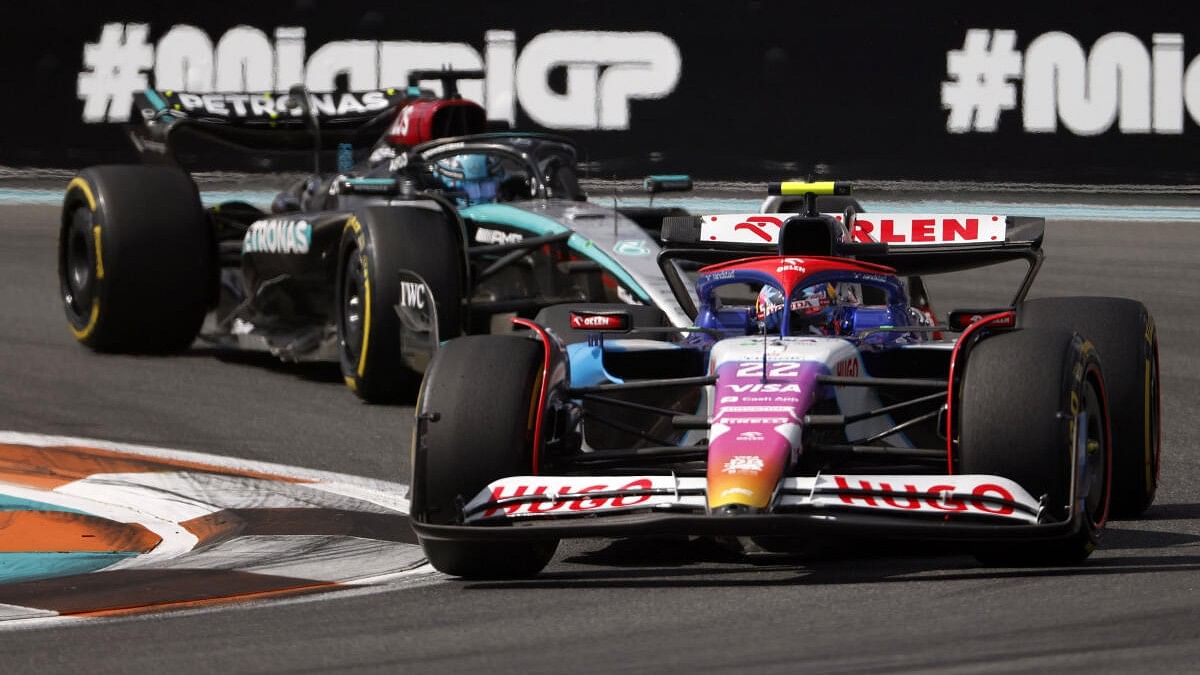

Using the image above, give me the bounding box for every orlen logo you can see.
[569,312,630,331]
[832,476,1017,515]
[776,257,806,274]
[734,216,783,242]
[483,479,651,517]
[849,216,998,244]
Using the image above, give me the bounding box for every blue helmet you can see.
[435,154,502,205]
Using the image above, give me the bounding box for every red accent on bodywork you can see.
[512,318,552,476]
[698,255,896,297]
[386,98,486,147]
[945,311,1017,474]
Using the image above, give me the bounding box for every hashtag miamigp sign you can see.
[943,28,1200,135]
[941,29,1023,133]
[77,23,154,123]
[74,22,682,129]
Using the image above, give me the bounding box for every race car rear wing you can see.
[127,88,407,170]
[658,183,1045,317]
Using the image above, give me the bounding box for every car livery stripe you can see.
[459,203,651,302]
[143,88,168,113]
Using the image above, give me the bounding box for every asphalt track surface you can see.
[2,200,1199,673]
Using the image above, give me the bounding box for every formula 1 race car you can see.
[409,182,1162,578]
[59,73,692,401]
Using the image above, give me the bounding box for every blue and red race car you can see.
[408,181,1162,578]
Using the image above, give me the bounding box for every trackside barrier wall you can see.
[6,2,1200,181]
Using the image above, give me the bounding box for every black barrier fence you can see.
[5,2,1200,182]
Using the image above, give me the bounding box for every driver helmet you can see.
[754,285,787,333]
[434,153,502,205]
[791,282,839,335]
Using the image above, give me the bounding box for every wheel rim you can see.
[63,208,95,322]
[1081,379,1108,526]
[339,249,367,369]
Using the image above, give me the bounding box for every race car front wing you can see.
[410,474,1088,543]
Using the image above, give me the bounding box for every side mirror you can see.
[947,308,1016,331]
[643,174,693,194]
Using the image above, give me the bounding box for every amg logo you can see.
[400,281,426,309]
[474,227,523,244]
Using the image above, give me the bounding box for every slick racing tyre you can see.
[958,328,1112,565]
[1021,297,1160,516]
[60,166,212,353]
[411,335,558,578]
[336,205,464,403]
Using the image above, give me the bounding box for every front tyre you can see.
[959,328,1112,565]
[411,335,558,578]
[336,206,464,402]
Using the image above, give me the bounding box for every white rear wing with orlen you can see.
[699,213,1008,247]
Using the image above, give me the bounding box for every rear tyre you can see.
[60,166,212,352]
[412,335,558,578]
[336,206,464,402]
[1021,297,1160,516]
[959,328,1111,565]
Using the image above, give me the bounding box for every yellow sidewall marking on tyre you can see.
[345,216,371,380]
[67,177,97,211]
[92,224,105,280]
[70,300,100,340]
[357,274,372,378]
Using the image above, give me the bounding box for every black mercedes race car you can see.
[59,73,692,401]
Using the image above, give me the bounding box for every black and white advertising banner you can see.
[5,2,1200,182]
